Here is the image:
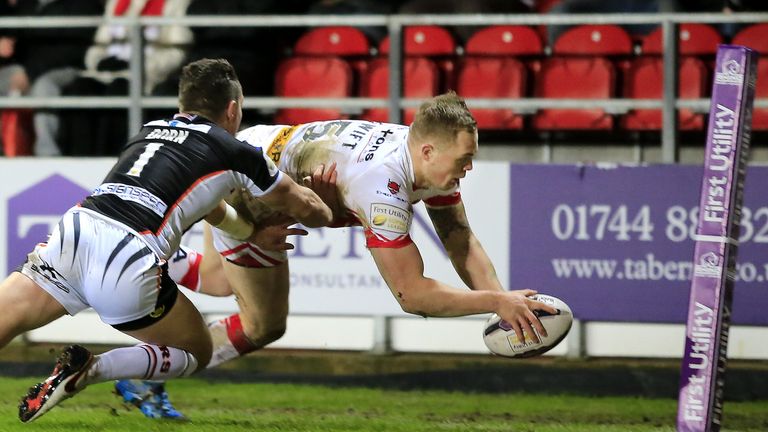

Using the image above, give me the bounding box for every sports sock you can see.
[167,245,202,292]
[207,313,259,368]
[83,345,198,386]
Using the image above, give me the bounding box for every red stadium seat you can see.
[748,61,768,130]
[553,25,633,55]
[532,58,614,130]
[533,26,624,131]
[733,24,768,130]
[457,58,526,130]
[292,26,372,84]
[359,57,439,124]
[457,26,540,130]
[1,109,34,156]
[641,23,722,55]
[379,25,456,56]
[274,57,352,125]
[465,25,543,55]
[732,23,768,52]
[379,25,456,91]
[293,26,370,56]
[621,57,707,131]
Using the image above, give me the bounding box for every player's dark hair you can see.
[178,58,242,121]
[410,91,477,148]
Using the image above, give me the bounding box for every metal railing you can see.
[0,12,767,162]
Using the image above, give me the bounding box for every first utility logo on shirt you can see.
[370,203,410,234]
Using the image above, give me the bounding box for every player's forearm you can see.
[261,176,333,228]
[393,277,503,318]
[205,201,254,240]
[289,187,333,228]
[448,233,504,292]
[204,201,228,226]
[428,204,502,291]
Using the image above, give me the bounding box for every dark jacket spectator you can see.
[15,0,102,82]
[185,0,305,97]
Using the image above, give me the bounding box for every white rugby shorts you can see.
[19,207,177,330]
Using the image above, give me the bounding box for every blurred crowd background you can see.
[0,0,765,157]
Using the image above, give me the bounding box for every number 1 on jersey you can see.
[127,143,164,177]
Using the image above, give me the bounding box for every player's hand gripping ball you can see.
[483,294,573,358]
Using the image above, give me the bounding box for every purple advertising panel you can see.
[677,45,757,432]
[508,164,767,326]
[7,174,90,272]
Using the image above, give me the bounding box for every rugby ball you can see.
[483,294,573,358]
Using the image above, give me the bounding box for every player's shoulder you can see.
[347,161,411,208]
[237,124,289,146]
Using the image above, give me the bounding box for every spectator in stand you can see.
[546,0,678,44]
[306,0,394,44]
[398,0,533,43]
[185,1,305,99]
[676,0,768,38]
[0,0,26,97]
[14,0,103,156]
[58,0,193,156]
[0,0,31,157]
[677,0,768,11]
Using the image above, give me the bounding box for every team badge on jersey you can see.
[387,180,401,195]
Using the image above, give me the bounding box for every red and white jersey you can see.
[237,120,461,248]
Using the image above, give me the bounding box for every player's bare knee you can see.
[0,307,39,347]
[0,324,21,349]
[240,318,286,347]
[261,324,286,346]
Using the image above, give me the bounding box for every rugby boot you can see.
[19,344,94,423]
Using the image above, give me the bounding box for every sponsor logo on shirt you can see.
[358,128,394,162]
[376,190,406,204]
[267,126,298,164]
[92,183,168,218]
[370,203,410,234]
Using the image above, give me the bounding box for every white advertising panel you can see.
[0,158,510,317]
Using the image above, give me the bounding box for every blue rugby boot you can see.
[115,379,187,421]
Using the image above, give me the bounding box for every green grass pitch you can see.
[0,376,766,431]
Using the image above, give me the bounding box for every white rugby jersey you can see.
[237,120,460,248]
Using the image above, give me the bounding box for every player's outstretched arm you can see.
[204,200,253,239]
[259,175,333,228]
[370,243,556,342]
[426,200,504,292]
[205,200,309,251]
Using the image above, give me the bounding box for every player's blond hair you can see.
[409,91,477,149]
